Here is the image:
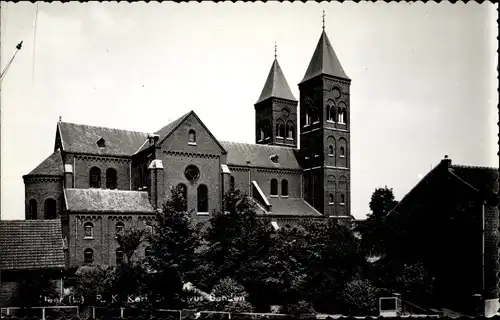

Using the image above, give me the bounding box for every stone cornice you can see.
[74,154,131,164]
[108,216,133,221]
[77,215,102,222]
[163,150,220,159]
[256,168,301,175]
[23,176,62,183]
[138,215,157,222]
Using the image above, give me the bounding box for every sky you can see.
[0,2,498,220]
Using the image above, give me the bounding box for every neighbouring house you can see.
[0,220,66,307]
[385,156,499,317]
[21,28,354,269]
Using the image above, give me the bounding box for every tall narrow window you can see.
[338,109,345,124]
[177,183,188,211]
[340,194,346,204]
[340,146,345,158]
[84,222,94,239]
[259,128,265,141]
[281,179,289,196]
[84,249,94,265]
[197,184,209,213]
[327,105,335,122]
[115,222,124,238]
[305,112,311,126]
[328,145,334,156]
[106,168,117,189]
[188,130,196,144]
[230,176,235,191]
[90,167,101,188]
[270,179,278,196]
[286,122,294,139]
[44,198,57,219]
[276,120,285,138]
[28,199,37,220]
[329,194,334,204]
[116,248,124,265]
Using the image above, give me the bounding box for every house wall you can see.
[66,213,155,268]
[24,177,64,220]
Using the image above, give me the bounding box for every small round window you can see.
[184,165,200,183]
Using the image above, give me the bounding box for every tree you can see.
[206,278,253,313]
[11,272,59,307]
[361,187,399,256]
[73,265,114,307]
[116,227,145,266]
[147,185,200,309]
[338,273,379,316]
[199,190,275,311]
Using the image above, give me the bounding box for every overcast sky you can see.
[1,2,498,220]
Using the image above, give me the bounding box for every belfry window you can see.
[276,121,285,138]
[329,194,334,204]
[340,146,345,158]
[338,110,345,124]
[305,112,311,126]
[286,122,294,139]
[327,105,335,122]
[340,194,346,205]
[328,145,334,156]
[259,128,265,141]
[188,130,196,144]
[90,167,101,188]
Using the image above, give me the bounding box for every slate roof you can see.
[65,188,155,213]
[0,220,65,271]
[58,121,148,157]
[256,59,297,104]
[135,111,192,154]
[268,197,322,216]
[220,141,301,170]
[24,149,64,177]
[300,30,350,84]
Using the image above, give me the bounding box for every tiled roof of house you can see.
[58,121,148,157]
[450,165,498,195]
[0,220,65,271]
[268,197,322,217]
[300,30,350,84]
[220,141,301,170]
[24,149,64,177]
[256,59,297,104]
[65,188,155,213]
[135,111,192,154]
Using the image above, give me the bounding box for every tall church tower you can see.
[299,27,351,217]
[255,52,298,147]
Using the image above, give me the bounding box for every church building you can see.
[22,29,353,268]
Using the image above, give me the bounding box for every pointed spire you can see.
[300,29,350,84]
[256,55,297,104]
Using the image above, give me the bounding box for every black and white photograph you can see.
[0,2,498,319]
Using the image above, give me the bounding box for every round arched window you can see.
[184,165,200,183]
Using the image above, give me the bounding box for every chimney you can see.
[148,160,164,209]
[441,154,452,168]
[64,164,73,188]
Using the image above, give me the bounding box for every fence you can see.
[1,306,79,319]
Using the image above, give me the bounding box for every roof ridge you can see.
[66,188,149,194]
[60,121,149,135]
[219,140,298,150]
[452,164,499,171]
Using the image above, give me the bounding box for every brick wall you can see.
[24,177,64,220]
[72,155,131,191]
[67,213,155,268]
[483,204,499,301]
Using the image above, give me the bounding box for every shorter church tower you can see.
[254,48,298,147]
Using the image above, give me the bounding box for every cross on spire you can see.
[274,42,277,59]
[322,10,326,30]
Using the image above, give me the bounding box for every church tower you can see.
[299,25,351,217]
[255,50,298,147]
